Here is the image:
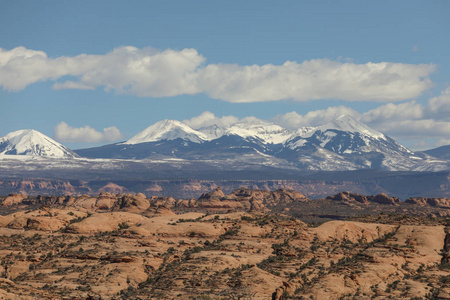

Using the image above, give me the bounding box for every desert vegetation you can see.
[0,189,449,299]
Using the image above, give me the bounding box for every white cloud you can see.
[428,87,450,120]
[371,119,450,139]
[0,46,436,102]
[52,81,95,90]
[54,122,125,143]
[0,46,204,96]
[183,111,238,129]
[199,60,435,103]
[271,106,360,129]
[360,101,424,123]
[0,47,68,91]
[356,97,450,145]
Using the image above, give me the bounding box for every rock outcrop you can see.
[405,197,450,208]
[326,191,369,204]
[326,191,401,205]
[194,187,308,212]
[112,193,150,213]
[1,193,27,206]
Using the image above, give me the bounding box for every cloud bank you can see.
[0,46,435,102]
[181,87,450,149]
[428,87,450,121]
[54,122,124,143]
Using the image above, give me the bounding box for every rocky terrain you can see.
[0,189,449,299]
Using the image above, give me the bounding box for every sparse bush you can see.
[118,222,129,230]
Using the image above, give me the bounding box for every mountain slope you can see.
[124,120,207,144]
[423,145,450,160]
[71,115,450,172]
[279,115,429,170]
[0,129,78,158]
[224,119,293,144]
[287,115,410,155]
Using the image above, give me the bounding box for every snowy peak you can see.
[197,124,226,140]
[314,115,386,140]
[125,118,294,145]
[0,129,77,158]
[110,115,413,164]
[286,115,411,155]
[124,120,207,144]
[225,119,293,144]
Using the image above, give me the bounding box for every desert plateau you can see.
[0,188,449,299]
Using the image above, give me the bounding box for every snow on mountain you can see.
[224,119,293,144]
[197,124,226,140]
[286,115,412,156]
[124,118,293,145]
[0,129,78,158]
[305,115,386,140]
[3,115,449,172]
[293,127,316,137]
[124,120,208,144]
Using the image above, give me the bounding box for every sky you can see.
[1,0,449,150]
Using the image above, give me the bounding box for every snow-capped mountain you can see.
[286,115,411,156]
[306,115,386,139]
[3,115,447,172]
[197,124,226,140]
[72,114,449,171]
[224,119,293,144]
[124,120,208,144]
[0,129,78,158]
[122,116,404,153]
[281,115,424,171]
[124,118,294,145]
[126,119,295,145]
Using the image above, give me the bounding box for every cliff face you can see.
[0,179,91,195]
[0,178,369,199]
[0,171,449,200]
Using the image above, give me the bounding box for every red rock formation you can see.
[371,193,401,205]
[405,197,450,208]
[1,193,27,206]
[327,192,400,205]
[326,191,369,204]
[98,182,128,194]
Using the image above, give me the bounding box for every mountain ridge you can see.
[0,116,449,172]
[72,115,448,171]
[123,119,208,144]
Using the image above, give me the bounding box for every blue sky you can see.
[1,0,449,150]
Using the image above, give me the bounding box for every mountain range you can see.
[72,115,447,172]
[0,115,448,172]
